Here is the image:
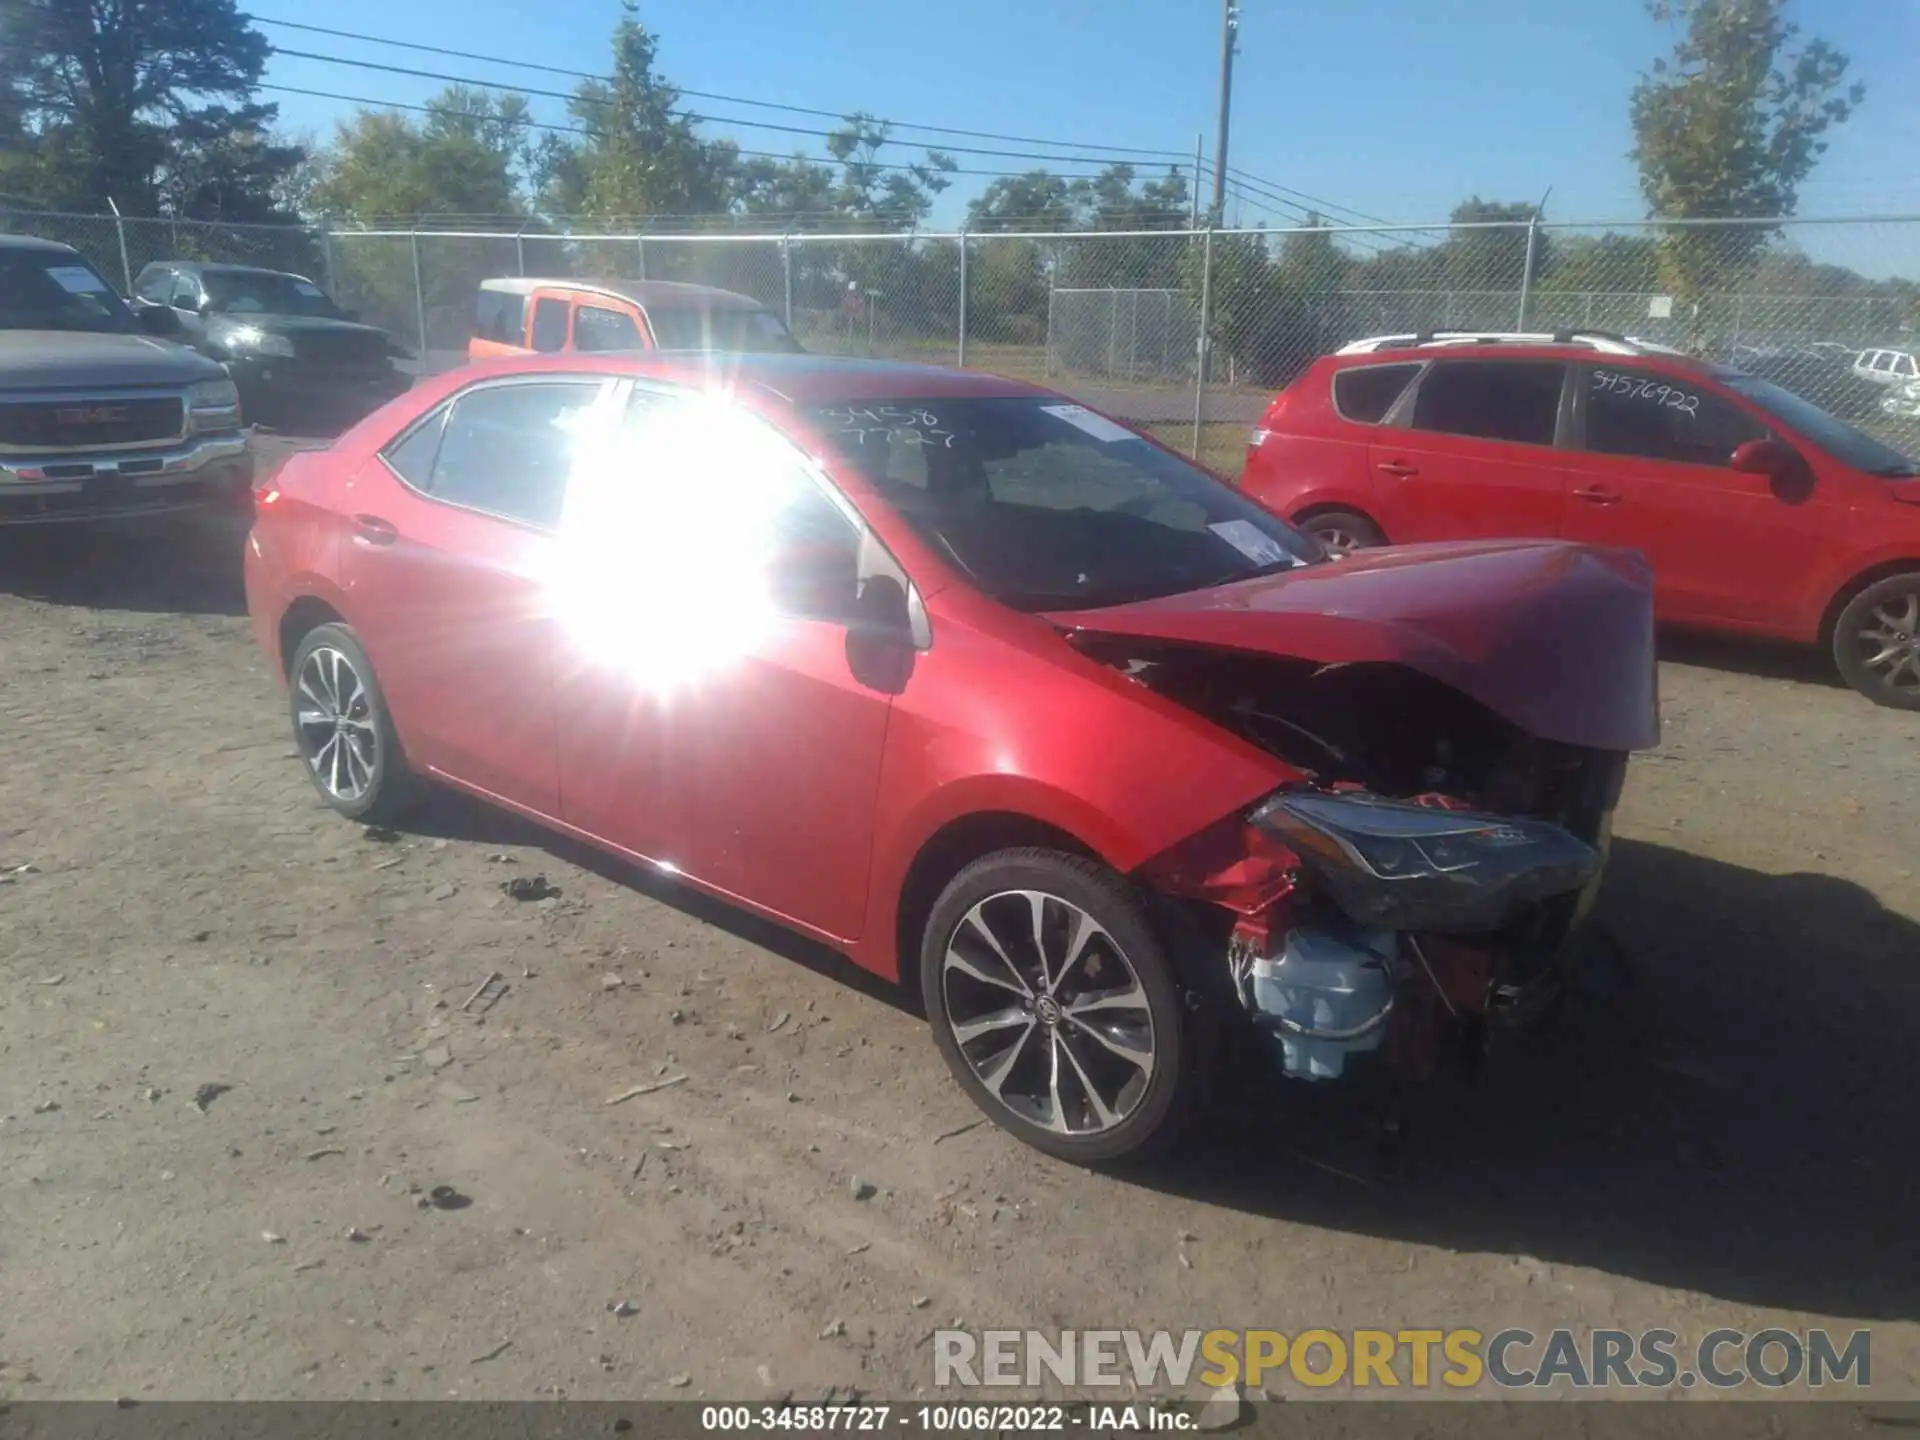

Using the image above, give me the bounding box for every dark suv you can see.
[1238,330,1920,710]
[133,261,411,431]
[0,235,252,526]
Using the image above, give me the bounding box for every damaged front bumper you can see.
[1151,782,1614,1085]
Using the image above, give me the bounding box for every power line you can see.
[248,13,1404,241]
[258,82,1137,183]
[249,15,1194,164]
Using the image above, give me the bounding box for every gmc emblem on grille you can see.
[54,405,132,425]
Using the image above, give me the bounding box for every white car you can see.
[1853,347,1920,386]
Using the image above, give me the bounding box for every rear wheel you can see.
[919,849,1191,1164]
[287,622,418,823]
[1832,573,1920,710]
[1299,508,1384,557]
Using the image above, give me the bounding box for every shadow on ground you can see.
[398,786,916,1017]
[0,508,252,617]
[401,768,1920,1322]
[1657,627,1849,690]
[1159,836,1920,1322]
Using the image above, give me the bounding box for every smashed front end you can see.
[1115,650,1632,1084]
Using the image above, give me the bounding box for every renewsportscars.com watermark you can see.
[934,1327,1873,1392]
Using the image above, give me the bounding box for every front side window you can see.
[530,298,569,353]
[574,305,643,353]
[0,249,136,335]
[1583,367,1766,468]
[809,396,1319,611]
[1408,361,1564,446]
[426,381,604,527]
[1333,363,1420,423]
[1718,370,1917,476]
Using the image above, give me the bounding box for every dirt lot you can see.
[1,437,1916,1403]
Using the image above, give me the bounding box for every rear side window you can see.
[530,297,569,353]
[1333,363,1420,423]
[381,408,448,489]
[574,304,643,353]
[475,289,525,344]
[1409,361,1564,447]
[426,381,603,527]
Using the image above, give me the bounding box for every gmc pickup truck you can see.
[1,234,252,526]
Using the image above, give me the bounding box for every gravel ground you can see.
[0,437,1915,1403]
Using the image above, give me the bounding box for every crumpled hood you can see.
[0,330,223,389]
[1045,539,1660,752]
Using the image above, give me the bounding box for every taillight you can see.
[257,487,281,506]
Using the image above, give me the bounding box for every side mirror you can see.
[136,304,182,336]
[197,297,215,315]
[1730,438,1794,479]
[849,573,913,639]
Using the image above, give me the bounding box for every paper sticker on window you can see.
[47,265,109,295]
[1209,519,1294,567]
[1040,404,1139,444]
[293,279,324,297]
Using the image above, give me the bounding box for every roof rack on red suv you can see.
[1335,330,1686,357]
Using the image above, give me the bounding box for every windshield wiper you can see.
[1869,464,1920,478]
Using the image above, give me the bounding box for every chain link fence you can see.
[5,206,1916,460]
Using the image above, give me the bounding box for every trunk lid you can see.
[1044,539,1660,752]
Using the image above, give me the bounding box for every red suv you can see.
[1239,331,1920,709]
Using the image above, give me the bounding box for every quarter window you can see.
[1333,363,1420,423]
[426,381,604,527]
[170,274,200,309]
[1408,361,1564,446]
[1582,368,1767,467]
[381,407,448,490]
[530,297,569,353]
[136,268,173,304]
[574,305,643,352]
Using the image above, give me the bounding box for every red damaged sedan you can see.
[244,353,1659,1162]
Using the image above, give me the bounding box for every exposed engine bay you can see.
[1081,637,1630,1086]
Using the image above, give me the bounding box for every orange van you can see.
[468,278,802,361]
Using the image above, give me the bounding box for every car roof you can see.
[149,261,309,281]
[479,276,769,312]
[0,233,82,255]
[456,350,1046,405]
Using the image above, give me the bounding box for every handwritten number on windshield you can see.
[1593,369,1700,418]
[822,405,955,449]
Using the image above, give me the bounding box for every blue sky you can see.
[260,0,1917,246]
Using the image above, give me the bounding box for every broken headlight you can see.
[1251,789,1600,934]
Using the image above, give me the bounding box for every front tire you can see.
[1832,573,1920,710]
[919,849,1191,1164]
[286,622,417,823]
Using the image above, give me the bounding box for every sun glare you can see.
[547,387,806,695]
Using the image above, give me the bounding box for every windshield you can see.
[649,306,800,354]
[1720,371,1919,476]
[205,269,345,319]
[809,395,1320,610]
[0,250,136,334]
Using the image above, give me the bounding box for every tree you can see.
[555,3,737,223]
[0,0,299,217]
[1630,0,1864,303]
[966,170,1076,233]
[1441,197,1546,295]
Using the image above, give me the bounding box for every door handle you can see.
[1572,486,1623,505]
[351,513,398,546]
[1376,460,1419,478]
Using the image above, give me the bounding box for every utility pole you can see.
[1210,0,1239,223]
[1190,134,1203,229]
